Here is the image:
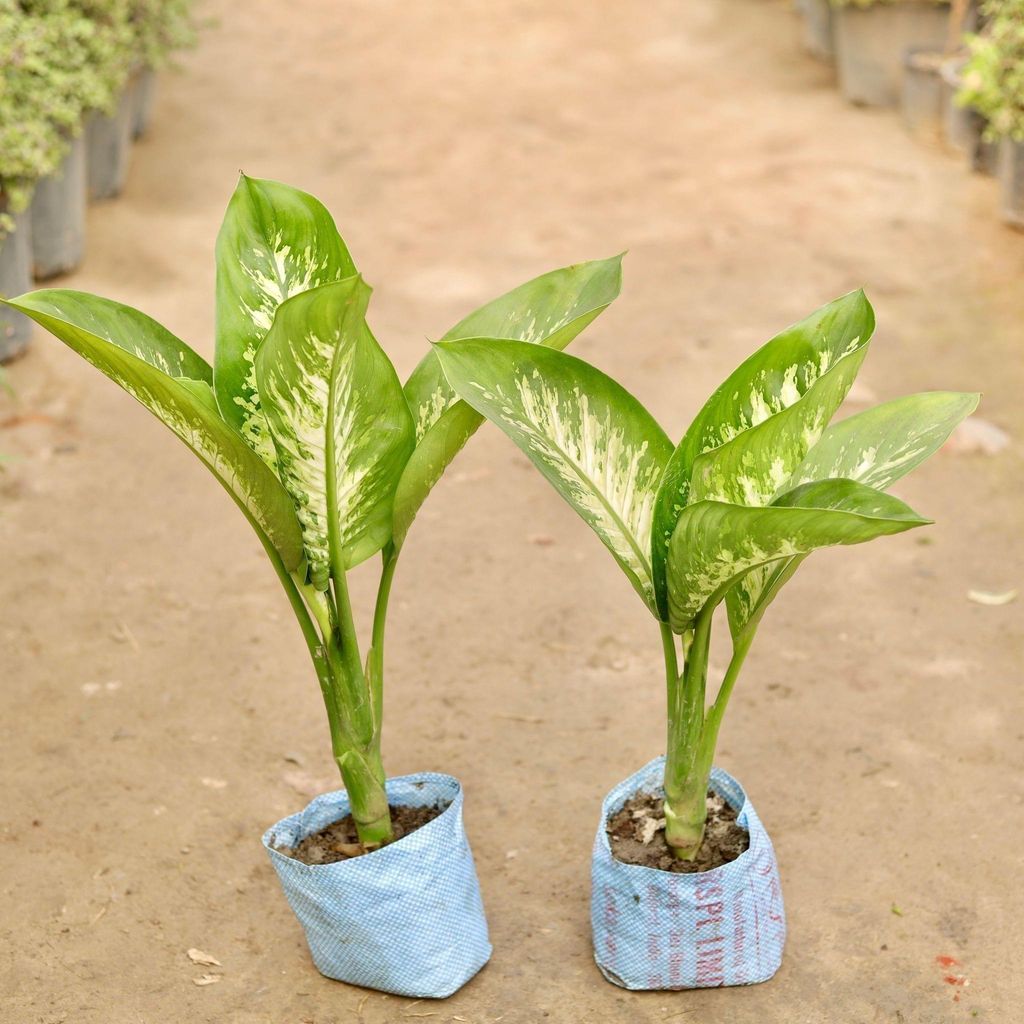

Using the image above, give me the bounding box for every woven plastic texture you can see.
[591,756,786,990]
[263,772,491,998]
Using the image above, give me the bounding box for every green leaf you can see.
[4,290,304,570]
[394,256,623,544]
[435,338,672,611]
[788,391,980,491]
[666,478,930,632]
[392,255,623,545]
[726,391,979,637]
[255,277,414,588]
[687,344,868,506]
[214,174,358,470]
[652,290,875,618]
[405,255,624,441]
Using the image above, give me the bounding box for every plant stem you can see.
[259,531,391,847]
[367,543,399,731]
[335,747,392,846]
[702,626,756,757]
[663,603,715,860]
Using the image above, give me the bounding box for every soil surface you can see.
[279,803,446,865]
[1,1,1022,1022]
[607,790,749,873]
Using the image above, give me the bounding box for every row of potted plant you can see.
[793,0,1024,230]
[958,0,1024,226]
[2,176,974,997]
[0,0,197,364]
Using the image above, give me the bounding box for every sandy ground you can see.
[2,1,1022,1021]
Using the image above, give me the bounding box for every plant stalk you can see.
[663,603,715,860]
[262,532,392,847]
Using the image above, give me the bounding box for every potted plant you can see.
[795,0,835,62]
[126,0,199,138]
[23,8,96,279]
[2,174,623,997]
[0,200,33,364]
[902,47,948,141]
[831,0,954,106]
[958,0,1024,224]
[436,290,976,990]
[1,6,86,344]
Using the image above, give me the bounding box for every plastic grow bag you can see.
[591,756,785,990]
[263,771,491,998]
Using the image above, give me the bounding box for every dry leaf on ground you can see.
[187,948,222,967]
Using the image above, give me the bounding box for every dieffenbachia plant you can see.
[3,174,622,847]
[436,290,977,859]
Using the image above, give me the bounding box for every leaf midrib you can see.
[514,413,655,596]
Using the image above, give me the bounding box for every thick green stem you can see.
[256,524,392,847]
[321,569,391,845]
[664,603,715,859]
[335,747,392,847]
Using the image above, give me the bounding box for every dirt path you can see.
[2,1,1022,1021]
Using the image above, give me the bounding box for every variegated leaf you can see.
[725,390,979,637]
[666,478,930,633]
[392,255,623,545]
[435,338,672,611]
[255,277,414,588]
[215,174,357,471]
[788,391,980,491]
[5,290,304,570]
[652,290,875,618]
[687,343,868,506]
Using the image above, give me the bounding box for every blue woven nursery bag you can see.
[263,771,491,998]
[591,756,786,990]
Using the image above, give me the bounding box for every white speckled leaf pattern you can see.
[215,175,357,471]
[687,343,868,506]
[666,479,930,632]
[788,391,979,492]
[651,290,875,619]
[392,256,623,545]
[436,339,672,611]
[7,290,304,570]
[255,278,414,588]
[725,391,978,637]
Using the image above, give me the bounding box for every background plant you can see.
[0,0,197,237]
[4,175,621,847]
[437,291,976,859]
[959,0,1024,141]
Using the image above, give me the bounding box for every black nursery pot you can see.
[86,85,136,201]
[833,1,950,108]
[0,205,33,364]
[31,135,87,280]
[998,139,1024,231]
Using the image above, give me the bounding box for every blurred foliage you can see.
[0,1,198,236]
[959,0,1024,141]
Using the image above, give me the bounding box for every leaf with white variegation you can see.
[687,342,868,506]
[215,175,358,470]
[788,391,980,491]
[666,478,931,633]
[4,290,304,570]
[392,256,624,545]
[436,338,672,611]
[652,289,875,619]
[255,277,414,588]
[725,391,979,638]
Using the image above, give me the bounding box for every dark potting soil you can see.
[607,790,749,873]
[278,802,448,865]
